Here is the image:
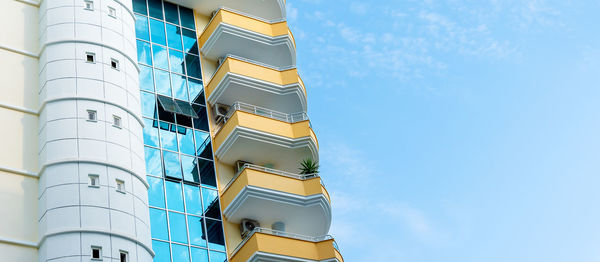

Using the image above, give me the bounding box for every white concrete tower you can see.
[37,0,152,261]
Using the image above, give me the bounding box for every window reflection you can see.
[188,78,204,105]
[149,18,166,45]
[163,151,182,179]
[141,92,157,119]
[147,0,163,20]
[168,212,188,244]
[143,118,159,147]
[191,247,209,262]
[152,240,171,262]
[210,251,227,262]
[144,147,163,177]
[202,187,220,219]
[135,15,150,41]
[198,160,216,188]
[205,219,225,251]
[159,121,178,151]
[163,1,179,24]
[136,40,152,65]
[166,24,183,51]
[185,54,201,79]
[177,126,195,155]
[149,208,169,240]
[139,65,154,92]
[152,44,169,71]
[179,7,195,30]
[165,180,184,212]
[169,50,185,75]
[172,74,188,100]
[187,215,207,247]
[181,155,199,183]
[171,244,190,262]
[184,185,202,216]
[192,105,209,131]
[182,29,198,55]
[154,69,171,96]
[147,177,165,208]
[132,0,147,15]
[194,130,212,159]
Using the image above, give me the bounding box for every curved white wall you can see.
[38,0,152,261]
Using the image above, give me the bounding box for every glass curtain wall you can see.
[132,0,227,261]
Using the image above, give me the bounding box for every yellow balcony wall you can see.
[231,233,343,262]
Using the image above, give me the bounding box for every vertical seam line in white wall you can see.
[0,236,38,248]
[0,165,39,178]
[0,43,39,58]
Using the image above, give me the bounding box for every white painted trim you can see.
[201,23,296,67]
[39,228,154,256]
[248,252,341,262]
[0,165,38,178]
[215,126,319,162]
[14,0,40,7]
[40,159,149,189]
[40,40,140,73]
[0,102,39,115]
[40,97,145,127]
[207,72,307,112]
[0,236,38,248]
[0,43,38,58]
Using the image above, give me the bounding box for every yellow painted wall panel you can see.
[0,49,39,110]
[0,170,38,242]
[0,243,37,262]
[0,1,38,54]
[0,109,39,172]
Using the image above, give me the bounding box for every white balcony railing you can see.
[225,101,309,123]
[222,164,320,194]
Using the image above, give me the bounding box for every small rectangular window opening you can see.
[113,115,121,127]
[84,0,93,10]
[87,110,97,121]
[116,179,125,193]
[108,7,116,17]
[120,251,128,262]
[110,58,119,70]
[89,174,99,187]
[91,246,102,259]
[86,52,95,63]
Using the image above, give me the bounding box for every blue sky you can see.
[286,0,600,261]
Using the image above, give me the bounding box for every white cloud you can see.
[286,3,298,22]
[349,2,368,15]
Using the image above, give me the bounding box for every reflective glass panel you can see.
[135,15,150,41]
[154,69,171,97]
[181,155,199,183]
[171,244,190,262]
[141,92,157,118]
[152,44,169,70]
[168,212,188,244]
[144,147,163,177]
[143,118,159,147]
[139,65,154,91]
[152,240,171,262]
[205,219,225,251]
[185,54,201,79]
[147,176,165,208]
[159,125,178,151]
[187,215,207,247]
[166,24,183,51]
[192,105,209,131]
[165,180,184,212]
[172,74,188,101]
[169,50,185,75]
[188,78,204,105]
[149,208,169,240]
[198,159,216,188]
[133,0,147,15]
[163,1,179,24]
[147,0,163,20]
[177,126,195,155]
[149,18,166,45]
[202,187,220,219]
[136,40,152,65]
[182,29,198,55]
[163,151,182,179]
[194,130,211,159]
[179,7,195,29]
[191,247,209,262]
[210,251,227,262]
[183,185,202,216]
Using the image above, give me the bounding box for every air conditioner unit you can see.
[234,160,253,174]
[240,219,260,238]
[212,103,230,125]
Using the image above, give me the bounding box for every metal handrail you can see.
[221,164,319,194]
[225,101,309,123]
[231,227,336,257]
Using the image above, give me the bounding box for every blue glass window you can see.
[147,176,165,208]
[165,180,184,212]
[205,219,225,251]
[164,2,179,25]
[184,185,202,216]
[181,155,199,183]
[159,126,178,151]
[210,251,227,262]
[152,240,171,262]
[192,105,209,132]
[185,54,201,79]
[182,29,198,55]
[149,208,169,240]
[169,50,186,75]
[152,44,169,70]
[163,151,182,179]
[202,187,220,219]
[169,212,188,244]
[177,126,195,155]
[179,7,195,29]
[143,118,159,147]
[191,247,209,262]
[198,159,216,188]
[154,69,171,97]
[137,40,152,65]
[132,0,147,15]
[144,147,163,177]
[139,65,155,92]
[188,78,204,105]
[141,92,157,118]
[187,215,207,247]
[135,15,150,41]
[147,0,163,20]
[172,244,190,262]
[150,19,166,45]
[166,24,183,51]
[194,130,211,159]
[172,75,188,103]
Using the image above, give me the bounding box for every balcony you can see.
[213,102,318,174]
[206,56,306,113]
[199,8,296,69]
[175,0,286,22]
[230,228,343,262]
[221,164,331,237]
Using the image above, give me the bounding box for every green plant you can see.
[299,158,319,174]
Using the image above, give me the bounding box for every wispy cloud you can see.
[349,2,369,15]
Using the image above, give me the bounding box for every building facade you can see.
[0,0,342,261]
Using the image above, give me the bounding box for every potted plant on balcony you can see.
[299,158,319,177]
